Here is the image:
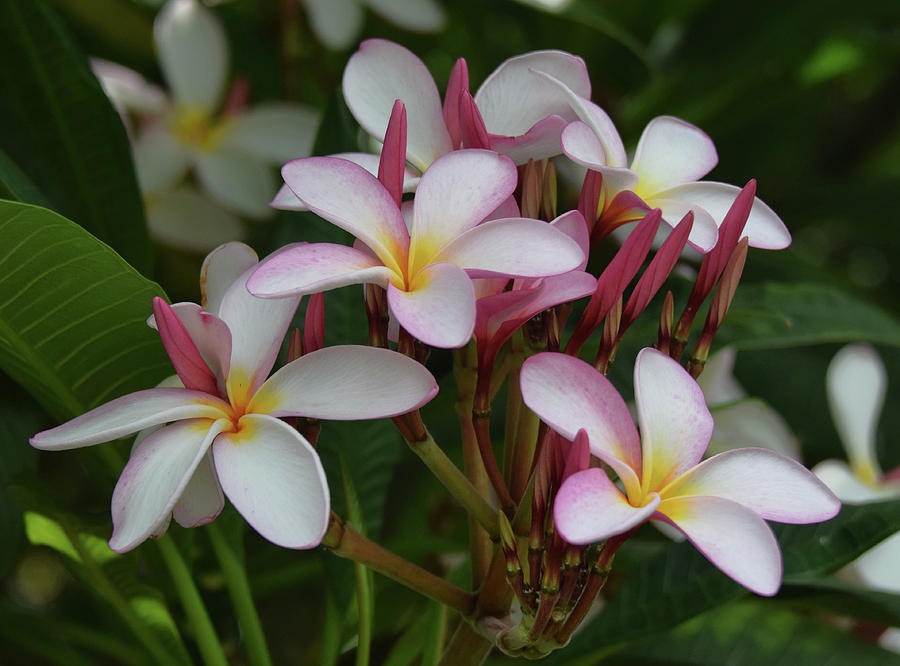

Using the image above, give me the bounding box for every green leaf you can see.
[0,149,52,208]
[0,200,170,421]
[0,0,151,273]
[24,511,117,564]
[780,578,900,628]
[719,282,900,349]
[605,601,900,666]
[547,499,900,661]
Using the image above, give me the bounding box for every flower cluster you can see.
[34,23,844,657]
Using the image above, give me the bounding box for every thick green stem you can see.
[207,522,271,666]
[321,513,475,615]
[156,537,228,666]
[439,621,493,666]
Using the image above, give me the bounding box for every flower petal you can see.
[706,399,800,459]
[247,242,394,297]
[249,345,438,419]
[146,187,244,252]
[194,149,276,219]
[218,266,300,404]
[645,196,719,252]
[133,124,190,194]
[652,182,791,250]
[435,217,584,278]
[662,448,840,523]
[630,116,718,193]
[155,0,227,110]
[281,157,408,274]
[475,50,590,138]
[200,241,259,315]
[387,262,476,348]
[91,58,169,115]
[365,0,446,32]
[696,346,745,405]
[223,103,320,163]
[342,39,452,171]
[173,451,224,528]
[109,418,231,552]
[550,210,590,270]
[854,532,900,593]
[555,468,660,544]
[487,115,569,163]
[213,414,329,548]
[560,120,608,170]
[635,347,713,493]
[827,344,887,484]
[520,352,642,496]
[658,495,782,596]
[30,389,232,450]
[304,0,363,50]
[409,150,517,273]
[812,459,893,503]
[149,302,232,389]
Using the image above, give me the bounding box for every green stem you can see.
[354,563,372,666]
[321,513,475,615]
[407,429,499,540]
[439,621,493,666]
[207,522,272,666]
[156,536,228,666]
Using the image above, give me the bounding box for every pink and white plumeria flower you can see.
[99,0,319,247]
[538,72,791,251]
[813,344,900,593]
[30,242,438,552]
[248,149,585,349]
[520,348,839,595]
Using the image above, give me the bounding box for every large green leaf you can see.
[780,578,900,628]
[606,601,900,666]
[719,282,900,349]
[546,499,900,662]
[0,200,170,421]
[0,0,151,273]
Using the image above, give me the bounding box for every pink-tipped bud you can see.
[303,292,325,355]
[443,58,469,149]
[561,430,590,482]
[577,170,603,234]
[378,100,407,207]
[541,160,558,221]
[520,159,542,219]
[152,297,218,395]
[458,90,491,150]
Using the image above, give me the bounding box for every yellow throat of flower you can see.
[170,106,233,152]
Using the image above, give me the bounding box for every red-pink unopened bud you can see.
[303,292,325,355]
[378,99,407,207]
[443,58,469,149]
[152,297,218,395]
[458,90,490,150]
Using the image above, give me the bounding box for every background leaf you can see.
[0,200,170,422]
[0,0,152,273]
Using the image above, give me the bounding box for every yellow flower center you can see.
[170,106,233,152]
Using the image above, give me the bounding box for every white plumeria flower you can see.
[698,347,799,459]
[813,345,900,593]
[534,72,791,252]
[30,242,438,552]
[303,0,445,51]
[96,0,319,250]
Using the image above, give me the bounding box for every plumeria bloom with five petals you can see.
[100,0,319,249]
[30,242,438,552]
[248,149,585,349]
[537,72,791,251]
[520,348,840,595]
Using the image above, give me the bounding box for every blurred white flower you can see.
[302,0,445,51]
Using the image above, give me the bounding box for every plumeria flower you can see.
[30,242,438,552]
[520,348,839,595]
[249,149,584,349]
[536,72,791,251]
[303,0,445,52]
[813,345,900,592]
[97,0,319,249]
[698,347,799,459]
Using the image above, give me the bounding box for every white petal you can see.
[475,51,590,137]
[173,451,224,527]
[855,533,900,594]
[223,104,320,163]
[155,0,228,110]
[91,58,169,115]
[342,39,452,171]
[30,389,232,450]
[304,0,364,50]
[109,418,232,552]
[634,348,713,492]
[146,187,244,252]
[653,182,791,250]
[696,346,745,405]
[200,241,259,315]
[645,196,719,252]
[812,459,891,504]
[149,301,232,387]
[195,149,276,219]
[827,344,887,483]
[213,414,329,548]
[662,448,840,524]
[707,399,800,460]
[630,116,718,193]
[659,495,782,596]
[249,345,438,419]
[133,124,190,194]
[560,120,609,170]
[365,0,446,32]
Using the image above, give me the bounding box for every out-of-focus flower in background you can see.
[302,0,446,51]
[94,0,319,251]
